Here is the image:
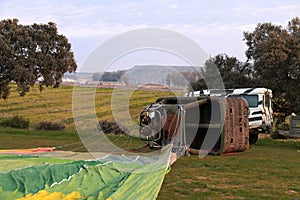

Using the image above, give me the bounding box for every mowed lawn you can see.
[159,139,300,200]
[0,85,300,199]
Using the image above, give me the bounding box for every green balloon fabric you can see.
[0,145,173,200]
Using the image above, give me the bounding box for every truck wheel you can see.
[249,133,258,145]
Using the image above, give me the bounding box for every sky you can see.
[0,0,299,72]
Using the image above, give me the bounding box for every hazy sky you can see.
[1,0,299,71]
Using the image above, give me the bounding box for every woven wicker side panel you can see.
[221,98,249,154]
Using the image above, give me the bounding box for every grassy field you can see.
[0,85,175,129]
[159,138,300,200]
[0,85,300,199]
[0,85,173,151]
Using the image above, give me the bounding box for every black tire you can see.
[249,133,258,145]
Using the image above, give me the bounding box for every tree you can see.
[92,73,101,81]
[189,54,253,91]
[99,71,126,82]
[0,19,77,99]
[244,17,300,117]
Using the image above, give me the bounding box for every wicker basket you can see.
[145,96,250,155]
[221,98,249,154]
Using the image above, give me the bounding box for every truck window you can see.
[230,95,258,108]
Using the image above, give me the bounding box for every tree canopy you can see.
[0,19,77,99]
[98,71,126,82]
[191,17,300,118]
[244,17,300,115]
[190,54,253,91]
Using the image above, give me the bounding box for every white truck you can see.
[185,88,273,144]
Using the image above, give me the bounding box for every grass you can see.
[159,139,300,199]
[0,85,300,199]
[0,85,175,129]
[0,126,85,151]
[0,85,174,152]
[0,127,145,153]
[0,85,75,130]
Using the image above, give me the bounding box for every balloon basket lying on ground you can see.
[139,96,250,156]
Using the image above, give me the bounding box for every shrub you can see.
[275,122,290,131]
[35,121,65,131]
[271,130,287,139]
[0,116,30,129]
[98,120,128,134]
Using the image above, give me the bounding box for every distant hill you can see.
[124,65,201,85]
[63,65,202,87]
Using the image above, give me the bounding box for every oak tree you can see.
[244,17,300,117]
[0,19,77,99]
[190,54,253,91]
